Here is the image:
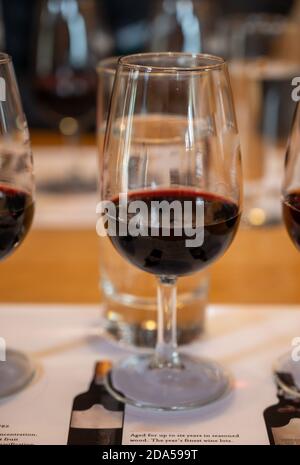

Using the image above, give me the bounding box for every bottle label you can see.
[272,419,300,445]
[70,404,123,430]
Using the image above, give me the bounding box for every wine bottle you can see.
[264,372,300,445]
[67,361,124,445]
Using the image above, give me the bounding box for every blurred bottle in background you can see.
[97,57,209,348]
[217,14,300,227]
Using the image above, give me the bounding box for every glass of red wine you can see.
[32,0,113,193]
[277,102,300,397]
[100,53,242,410]
[0,53,35,398]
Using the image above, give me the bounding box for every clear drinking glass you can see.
[97,57,209,348]
[0,53,35,398]
[100,52,242,410]
[278,102,300,397]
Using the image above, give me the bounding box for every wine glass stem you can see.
[151,275,182,369]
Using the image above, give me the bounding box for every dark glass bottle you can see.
[264,373,300,445]
[67,361,124,445]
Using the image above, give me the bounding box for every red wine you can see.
[108,189,240,277]
[0,185,34,260]
[283,191,300,250]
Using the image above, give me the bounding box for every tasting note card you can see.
[0,304,299,445]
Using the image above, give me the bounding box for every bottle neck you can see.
[88,361,112,391]
[90,374,105,389]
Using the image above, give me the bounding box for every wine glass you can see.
[32,0,113,192]
[0,53,35,398]
[277,102,300,397]
[99,52,242,410]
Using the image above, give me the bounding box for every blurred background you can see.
[1,0,298,200]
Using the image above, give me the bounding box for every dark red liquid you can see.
[0,186,34,260]
[108,189,240,277]
[283,191,300,251]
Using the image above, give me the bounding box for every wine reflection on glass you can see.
[99,52,242,410]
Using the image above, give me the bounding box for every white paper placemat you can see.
[0,304,299,445]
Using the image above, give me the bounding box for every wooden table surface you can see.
[0,132,299,305]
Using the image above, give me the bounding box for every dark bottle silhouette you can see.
[67,361,124,445]
[264,372,300,445]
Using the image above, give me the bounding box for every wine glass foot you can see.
[0,349,35,398]
[105,353,232,411]
[274,352,300,398]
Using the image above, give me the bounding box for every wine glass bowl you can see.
[100,53,242,410]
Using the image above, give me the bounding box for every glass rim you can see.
[97,56,119,75]
[0,52,11,64]
[119,52,226,73]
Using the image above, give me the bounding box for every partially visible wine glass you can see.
[0,53,35,398]
[32,0,113,192]
[100,52,242,410]
[277,102,300,397]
